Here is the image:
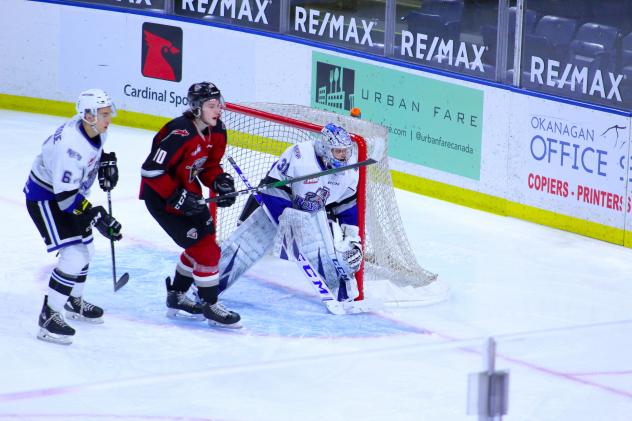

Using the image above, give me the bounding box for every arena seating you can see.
[481,7,537,65]
[405,11,461,42]
[524,15,578,61]
[419,0,464,24]
[568,23,619,72]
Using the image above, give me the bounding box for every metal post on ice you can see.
[467,337,509,420]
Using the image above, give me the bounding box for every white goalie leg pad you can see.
[277,209,359,301]
[218,206,277,294]
[277,208,336,288]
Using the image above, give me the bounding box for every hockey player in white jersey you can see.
[219,123,363,303]
[24,89,122,344]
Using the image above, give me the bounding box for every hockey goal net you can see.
[217,102,447,305]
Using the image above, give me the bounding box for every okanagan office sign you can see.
[311,52,484,180]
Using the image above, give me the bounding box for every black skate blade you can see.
[114,273,129,292]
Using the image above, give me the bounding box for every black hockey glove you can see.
[213,172,236,208]
[78,202,122,241]
[167,187,207,216]
[98,151,118,192]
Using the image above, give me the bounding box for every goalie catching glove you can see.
[167,187,207,216]
[333,223,363,274]
[98,151,118,192]
[74,198,122,241]
[213,172,236,208]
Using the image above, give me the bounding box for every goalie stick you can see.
[204,158,377,204]
[107,191,129,292]
[225,155,376,315]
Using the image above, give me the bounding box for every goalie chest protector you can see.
[270,143,359,213]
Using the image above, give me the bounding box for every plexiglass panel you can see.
[288,1,386,54]
[392,0,498,81]
[173,0,282,32]
[520,0,632,109]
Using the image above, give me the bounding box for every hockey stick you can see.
[204,158,377,204]
[225,155,372,315]
[106,191,129,292]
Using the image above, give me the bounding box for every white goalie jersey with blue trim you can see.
[259,142,359,226]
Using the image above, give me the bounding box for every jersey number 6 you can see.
[61,170,72,183]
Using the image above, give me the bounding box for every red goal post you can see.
[218,102,447,305]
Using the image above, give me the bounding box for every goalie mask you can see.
[187,82,225,117]
[316,123,353,169]
[76,89,116,123]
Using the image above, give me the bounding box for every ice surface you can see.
[1,110,631,420]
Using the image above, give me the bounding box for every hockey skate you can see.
[38,297,75,345]
[165,277,204,320]
[202,300,242,329]
[64,296,104,324]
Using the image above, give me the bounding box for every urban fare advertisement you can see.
[311,51,484,180]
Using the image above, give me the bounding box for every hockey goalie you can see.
[218,123,364,305]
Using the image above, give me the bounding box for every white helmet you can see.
[76,89,116,122]
[315,123,353,168]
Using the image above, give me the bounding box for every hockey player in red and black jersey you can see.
[140,81,241,328]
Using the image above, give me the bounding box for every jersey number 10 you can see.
[153,148,167,164]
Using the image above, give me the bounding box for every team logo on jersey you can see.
[172,129,189,137]
[186,228,198,240]
[294,187,330,212]
[293,145,301,159]
[141,22,182,82]
[66,148,82,161]
[186,156,207,182]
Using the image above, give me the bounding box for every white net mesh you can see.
[219,103,446,303]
